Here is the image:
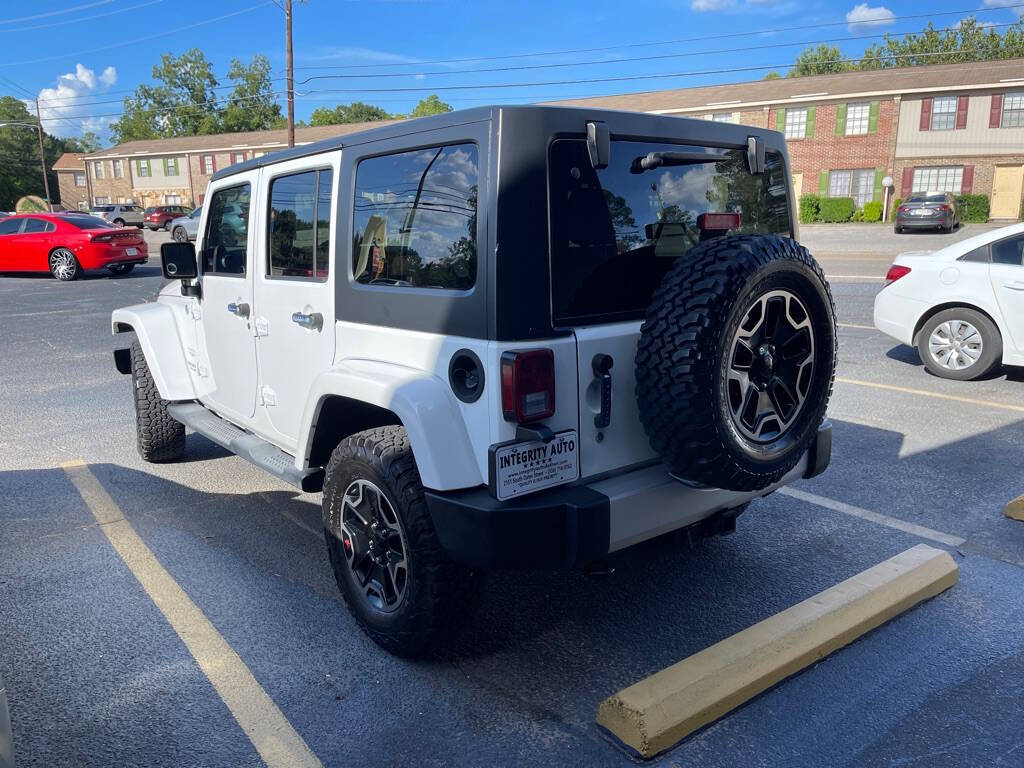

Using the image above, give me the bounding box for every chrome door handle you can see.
[291,311,323,331]
[227,302,250,318]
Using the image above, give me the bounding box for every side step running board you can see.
[167,402,324,492]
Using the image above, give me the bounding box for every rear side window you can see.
[22,218,55,233]
[352,143,477,291]
[92,205,114,212]
[0,218,22,235]
[268,168,332,281]
[202,183,251,276]
[992,234,1024,266]
[549,138,791,325]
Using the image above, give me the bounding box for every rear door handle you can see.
[291,311,323,331]
[227,302,250,318]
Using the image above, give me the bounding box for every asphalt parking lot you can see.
[3,225,1024,767]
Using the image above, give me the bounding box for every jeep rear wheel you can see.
[130,341,185,462]
[636,235,836,492]
[322,426,479,657]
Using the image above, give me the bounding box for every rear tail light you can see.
[937,204,950,212]
[501,349,555,423]
[898,206,908,213]
[885,264,911,284]
[92,233,112,242]
[697,212,740,231]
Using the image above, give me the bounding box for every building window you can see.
[711,112,735,123]
[845,102,870,135]
[931,96,957,131]
[829,169,875,207]
[230,152,247,165]
[74,172,86,187]
[1002,92,1024,128]
[137,159,150,178]
[784,108,807,139]
[78,201,88,211]
[268,168,333,281]
[164,157,179,176]
[93,161,105,180]
[112,159,124,178]
[165,194,182,205]
[353,143,478,291]
[201,154,215,174]
[94,196,109,205]
[912,166,963,194]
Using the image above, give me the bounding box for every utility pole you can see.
[34,98,52,211]
[286,0,294,147]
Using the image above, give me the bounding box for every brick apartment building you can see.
[556,58,1024,219]
[82,121,396,209]
[52,152,89,210]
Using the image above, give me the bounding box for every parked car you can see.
[0,213,147,280]
[874,222,1024,379]
[111,106,835,656]
[145,205,191,231]
[894,192,960,234]
[170,206,202,242]
[91,203,145,228]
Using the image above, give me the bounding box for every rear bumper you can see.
[896,215,950,229]
[77,242,148,268]
[425,421,832,570]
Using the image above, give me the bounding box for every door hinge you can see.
[260,385,277,406]
[254,317,270,337]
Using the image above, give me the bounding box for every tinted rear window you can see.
[91,205,114,212]
[907,194,947,203]
[65,216,115,230]
[549,138,791,325]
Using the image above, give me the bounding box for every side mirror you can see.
[160,241,198,279]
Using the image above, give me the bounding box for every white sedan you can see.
[874,222,1024,380]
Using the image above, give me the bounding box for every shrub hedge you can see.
[799,194,821,224]
[861,201,883,222]
[955,194,989,223]
[818,197,856,223]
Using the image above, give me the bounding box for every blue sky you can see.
[0,0,1021,143]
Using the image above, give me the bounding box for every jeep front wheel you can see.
[636,235,836,492]
[322,426,478,657]
[130,341,185,462]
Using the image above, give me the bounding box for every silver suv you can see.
[91,203,144,228]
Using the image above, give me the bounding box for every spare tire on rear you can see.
[636,235,836,492]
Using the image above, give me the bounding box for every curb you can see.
[595,544,958,759]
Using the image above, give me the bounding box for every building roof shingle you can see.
[52,152,86,171]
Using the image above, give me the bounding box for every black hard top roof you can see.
[209,104,761,182]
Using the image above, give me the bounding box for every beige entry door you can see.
[792,172,803,199]
[991,165,1024,220]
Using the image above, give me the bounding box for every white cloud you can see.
[983,0,1024,17]
[31,63,117,138]
[846,3,895,31]
[692,0,791,11]
[691,0,734,11]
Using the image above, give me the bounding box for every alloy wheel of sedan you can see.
[172,227,188,242]
[928,319,983,371]
[48,248,79,281]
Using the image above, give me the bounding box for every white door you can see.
[195,176,259,424]
[253,158,338,450]
[989,231,1024,354]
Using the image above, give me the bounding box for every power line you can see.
[0,2,275,67]
[0,1,112,26]
[288,3,1024,72]
[0,0,165,35]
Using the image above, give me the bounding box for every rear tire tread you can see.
[131,341,185,462]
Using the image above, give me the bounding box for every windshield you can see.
[907,194,948,203]
[549,138,791,325]
[65,216,115,230]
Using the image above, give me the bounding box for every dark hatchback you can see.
[894,192,960,233]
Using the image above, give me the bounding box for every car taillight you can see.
[937,204,950,212]
[92,233,112,242]
[885,264,911,284]
[898,206,908,213]
[697,212,740,230]
[501,349,555,423]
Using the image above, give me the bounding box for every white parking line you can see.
[837,322,875,330]
[836,377,1024,415]
[778,486,966,547]
[825,275,886,281]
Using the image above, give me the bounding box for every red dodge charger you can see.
[0,213,148,281]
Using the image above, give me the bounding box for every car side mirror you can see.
[161,241,197,279]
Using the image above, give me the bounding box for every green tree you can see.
[0,96,73,210]
[220,54,283,133]
[109,48,221,143]
[763,71,782,80]
[309,101,393,126]
[787,44,852,77]
[860,18,1024,69]
[410,94,453,117]
[63,131,101,153]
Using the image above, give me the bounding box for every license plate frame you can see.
[489,430,579,501]
[125,247,138,255]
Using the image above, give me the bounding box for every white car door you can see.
[194,173,259,424]
[253,154,339,450]
[988,232,1024,355]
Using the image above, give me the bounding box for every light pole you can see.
[0,119,52,211]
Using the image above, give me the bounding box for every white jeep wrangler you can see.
[112,107,835,656]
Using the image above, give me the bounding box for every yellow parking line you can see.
[61,460,322,768]
[836,377,1024,414]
